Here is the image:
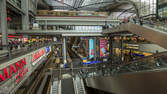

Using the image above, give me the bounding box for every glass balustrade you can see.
[78,52,167,78]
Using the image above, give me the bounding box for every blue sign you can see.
[46,46,50,53]
[132,53,144,57]
[83,61,100,65]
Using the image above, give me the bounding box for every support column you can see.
[44,20,47,30]
[97,38,100,59]
[63,37,67,64]
[109,36,113,61]
[22,0,29,30]
[121,36,124,62]
[156,0,159,19]
[0,0,8,50]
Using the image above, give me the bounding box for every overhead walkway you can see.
[16,30,102,36]
[36,16,120,25]
[103,23,167,49]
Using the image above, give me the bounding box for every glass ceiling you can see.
[45,0,115,11]
[43,0,157,19]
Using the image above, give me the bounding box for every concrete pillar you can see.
[22,0,29,30]
[121,36,124,62]
[63,37,67,64]
[97,38,100,58]
[0,0,8,50]
[109,36,113,61]
[44,20,47,30]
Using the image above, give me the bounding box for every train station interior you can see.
[1,0,167,94]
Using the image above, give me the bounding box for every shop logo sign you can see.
[0,58,28,84]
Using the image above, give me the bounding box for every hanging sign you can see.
[100,39,107,57]
[89,39,94,59]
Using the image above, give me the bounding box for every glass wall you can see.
[158,0,167,18]
[132,0,157,16]
[110,0,157,19]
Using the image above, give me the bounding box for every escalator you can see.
[61,78,75,94]
[103,23,167,49]
[50,80,60,94]
[82,51,167,94]
[73,76,86,94]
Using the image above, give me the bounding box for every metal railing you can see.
[0,42,54,61]
[78,51,167,78]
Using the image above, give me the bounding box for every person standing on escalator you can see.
[123,17,127,24]
[133,17,136,24]
[140,19,143,26]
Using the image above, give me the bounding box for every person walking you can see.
[133,17,136,24]
[28,39,31,49]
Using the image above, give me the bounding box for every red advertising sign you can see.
[32,49,45,62]
[32,49,45,65]
[0,58,28,84]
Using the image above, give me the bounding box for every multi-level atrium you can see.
[1,0,167,94]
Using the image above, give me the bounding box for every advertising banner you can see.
[89,39,94,59]
[0,58,28,83]
[100,39,107,57]
[0,47,48,94]
[32,49,46,66]
[0,56,30,94]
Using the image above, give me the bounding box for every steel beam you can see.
[78,1,114,9]
[21,0,29,30]
[0,0,8,50]
[7,0,25,15]
[115,0,140,23]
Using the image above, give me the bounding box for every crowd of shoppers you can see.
[0,38,53,52]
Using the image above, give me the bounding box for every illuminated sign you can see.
[32,49,45,66]
[83,61,100,65]
[46,46,51,54]
[100,39,107,57]
[132,53,144,57]
[89,39,94,59]
[0,58,28,84]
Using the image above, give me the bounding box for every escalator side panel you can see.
[123,23,167,49]
[85,70,167,94]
